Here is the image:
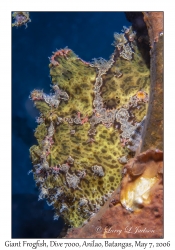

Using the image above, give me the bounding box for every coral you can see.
[143,12,163,44]
[65,149,163,238]
[140,12,163,152]
[12,11,31,28]
[29,26,150,227]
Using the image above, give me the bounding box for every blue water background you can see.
[12,12,130,238]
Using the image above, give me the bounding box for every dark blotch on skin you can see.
[109,176,115,182]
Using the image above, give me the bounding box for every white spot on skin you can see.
[91,165,105,177]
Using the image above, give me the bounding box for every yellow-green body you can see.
[30,27,150,227]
